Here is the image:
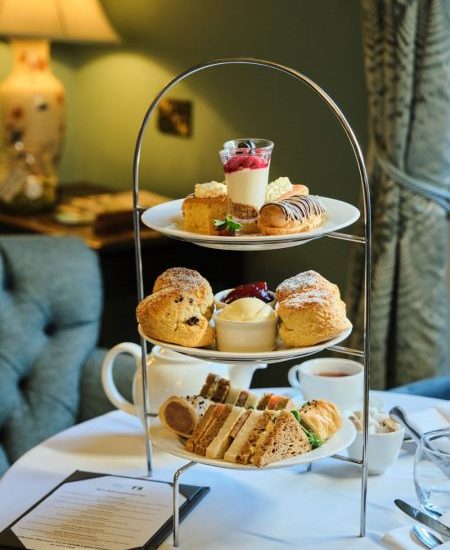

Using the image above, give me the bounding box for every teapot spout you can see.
[227,362,267,389]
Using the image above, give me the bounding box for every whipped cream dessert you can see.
[265,177,293,202]
[215,297,277,352]
[194,181,227,198]
[219,139,273,230]
[218,297,276,322]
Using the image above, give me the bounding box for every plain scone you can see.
[137,286,214,347]
[277,289,351,347]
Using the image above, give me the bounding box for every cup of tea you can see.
[288,358,364,411]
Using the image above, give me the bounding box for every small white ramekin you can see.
[214,313,278,352]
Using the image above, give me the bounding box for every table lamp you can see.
[0,0,119,212]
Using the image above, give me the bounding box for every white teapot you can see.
[102,342,265,420]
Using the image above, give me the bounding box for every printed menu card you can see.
[0,470,209,550]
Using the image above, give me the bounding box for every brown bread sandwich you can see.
[182,398,342,467]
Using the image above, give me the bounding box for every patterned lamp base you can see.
[0,39,65,212]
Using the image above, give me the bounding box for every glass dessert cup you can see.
[219,138,274,233]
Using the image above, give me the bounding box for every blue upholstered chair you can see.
[0,235,135,476]
[391,377,450,400]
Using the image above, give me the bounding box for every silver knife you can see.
[395,500,450,539]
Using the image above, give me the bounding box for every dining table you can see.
[0,389,445,550]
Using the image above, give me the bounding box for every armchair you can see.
[0,235,135,476]
[391,376,450,400]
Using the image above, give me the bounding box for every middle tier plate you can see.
[138,324,352,364]
[141,197,360,251]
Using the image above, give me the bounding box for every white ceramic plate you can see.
[138,324,352,364]
[150,417,356,470]
[141,197,360,251]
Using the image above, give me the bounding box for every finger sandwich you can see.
[185,403,314,467]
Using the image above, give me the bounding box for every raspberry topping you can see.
[224,281,274,304]
[223,154,269,173]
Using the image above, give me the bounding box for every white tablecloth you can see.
[0,391,444,549]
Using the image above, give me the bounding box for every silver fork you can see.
[411,525,443,548]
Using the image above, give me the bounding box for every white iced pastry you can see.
[194,181,227,198]
[265,177,293,202]
[218,297,276,322]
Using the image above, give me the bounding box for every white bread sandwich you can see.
[185,403,233,456]
[205,406,248,459]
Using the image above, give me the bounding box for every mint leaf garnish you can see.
[213,215,242,235]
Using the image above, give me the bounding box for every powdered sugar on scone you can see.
[275,270,340,302]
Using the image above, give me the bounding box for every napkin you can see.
[382,511,450,549]
[407,403,450,435]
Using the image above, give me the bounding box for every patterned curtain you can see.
[347,0,450,389]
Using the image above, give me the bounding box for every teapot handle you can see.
[101,342,141,416]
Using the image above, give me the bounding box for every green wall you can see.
[0,0,368,293]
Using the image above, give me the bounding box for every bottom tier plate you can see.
[150,418,356,471]
[139,325,352,364]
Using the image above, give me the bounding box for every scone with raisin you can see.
[137,286,214,347]
[153,267,214,319]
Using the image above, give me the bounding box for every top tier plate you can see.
[141,197,360,251]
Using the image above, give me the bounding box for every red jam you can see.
[223,155,269,173]
[223,281,274,304]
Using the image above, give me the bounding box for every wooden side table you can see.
[0,182,164,250]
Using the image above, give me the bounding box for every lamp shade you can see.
[0,0,119,43]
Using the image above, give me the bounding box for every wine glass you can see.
[414,429,450,514]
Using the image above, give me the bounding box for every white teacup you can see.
[102,342,265,420]
[288,358,364,412]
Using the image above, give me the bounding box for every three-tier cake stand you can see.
[131,58,371,547]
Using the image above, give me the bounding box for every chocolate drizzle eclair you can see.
[258,195,326,235]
